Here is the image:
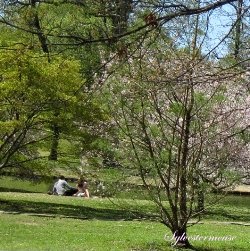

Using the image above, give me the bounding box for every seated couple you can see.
[53,176,90,198]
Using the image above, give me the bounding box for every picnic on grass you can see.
[51,175,90,198]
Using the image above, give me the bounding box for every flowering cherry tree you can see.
[106,38,250,247]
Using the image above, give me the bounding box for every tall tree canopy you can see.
[0,0,250,248]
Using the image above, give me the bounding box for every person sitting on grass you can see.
[53,175,78,196]
[73,179,90,198]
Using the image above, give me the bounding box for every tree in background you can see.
[0,1,110,171]
[0,47,81,172]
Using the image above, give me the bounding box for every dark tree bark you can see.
[172,228,192,248]
[110,0,132,36]
[234,0,244,59]
[48,123,60,161]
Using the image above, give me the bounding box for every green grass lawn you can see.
[0,192,249,251]
[0,176,51,193]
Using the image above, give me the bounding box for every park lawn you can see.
[0,212,168,251]
[0,176,51,193]
[0,192,249,250]
[0,212,249,251]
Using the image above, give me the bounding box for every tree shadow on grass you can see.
[204,208,250,222]
[0,198,155,221]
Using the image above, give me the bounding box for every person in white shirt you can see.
[53,176,77,196]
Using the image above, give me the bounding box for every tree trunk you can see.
[197,189,204,212]
[172,228,192,248]
[194,175,205,213]
[48,123,60,161]
[234,0,243,60]
[111,0,132,36]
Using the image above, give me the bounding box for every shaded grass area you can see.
[1,174,250,223]
[0,176,249,250]
[2,211,247,251]
[202,195,250,222]
[0,192,249,223]
[0,198,147,221]
[0,192,249,251]
[0,193,167,251]
[0,212,170,251]
[0,193,159,222]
